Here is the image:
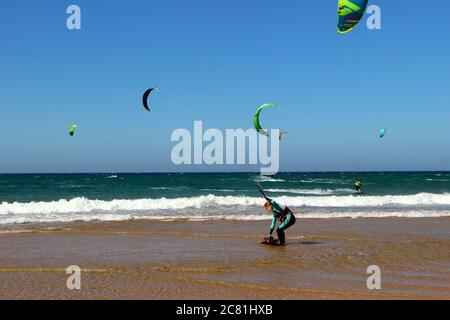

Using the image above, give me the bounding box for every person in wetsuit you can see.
[263,199,296,246]
[355,178,363,193]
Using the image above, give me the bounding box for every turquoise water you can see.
[1,172,450,224]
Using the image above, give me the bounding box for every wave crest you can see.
[2,193,450,215]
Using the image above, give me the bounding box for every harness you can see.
[274,206,293,223]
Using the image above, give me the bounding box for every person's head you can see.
[263,200,273,212]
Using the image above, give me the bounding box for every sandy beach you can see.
[0,217,449,300]
[2,0,450,304]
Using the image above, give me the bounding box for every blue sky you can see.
[0,0,449,173]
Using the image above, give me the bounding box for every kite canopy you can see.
[279,130,288,140]
[379,128,386,138]
[142,87,160,112]
[253,104,277,136]
[337,0,368,34]
[69,125,77,137]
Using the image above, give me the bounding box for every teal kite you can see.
[337,0,369,34]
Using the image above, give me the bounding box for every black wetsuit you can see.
[268,199,296,245]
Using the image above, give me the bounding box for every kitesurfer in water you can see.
[263,199,296,246]
[355,178,363,194]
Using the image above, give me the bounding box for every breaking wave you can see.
[1,193,450,224]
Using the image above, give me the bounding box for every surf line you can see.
[176,304,210,318]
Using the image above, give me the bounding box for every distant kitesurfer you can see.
[355,178,363,194]
[263,199,296,246]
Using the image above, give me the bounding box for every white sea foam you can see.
[1,193,450,224]
[265,188,355,195]
[200,189,237,192]
[253,176,285,182]
[298,179,348,184]
[2,193,450,214]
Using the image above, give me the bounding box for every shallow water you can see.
[0,218,449,299]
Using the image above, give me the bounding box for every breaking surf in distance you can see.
[1,172,450,224]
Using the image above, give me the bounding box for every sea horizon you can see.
[2,170,450,175]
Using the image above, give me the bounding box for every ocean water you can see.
[1,172,450,224]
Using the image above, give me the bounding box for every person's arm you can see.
[270,200,283,214]
[269,215,277,236]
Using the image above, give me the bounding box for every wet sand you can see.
[0,217,449,300]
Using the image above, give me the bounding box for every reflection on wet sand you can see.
[0,218,449,299]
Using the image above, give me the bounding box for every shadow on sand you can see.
[293,241,324,246]
[260,240,324,247]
